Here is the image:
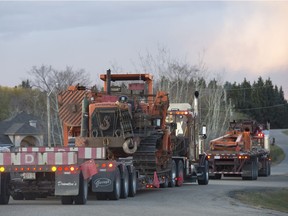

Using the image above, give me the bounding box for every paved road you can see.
[0,129,287,216]
[270,129,288,175]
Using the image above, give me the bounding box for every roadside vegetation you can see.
[270,144,285,165]
[232,142,286,213]
[283,130,288,136]
[232,188,288,213]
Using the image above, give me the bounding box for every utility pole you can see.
[47,84,58,147]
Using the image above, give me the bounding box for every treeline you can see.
[224,77,288,129]
[0,81,46,121]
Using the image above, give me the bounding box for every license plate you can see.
[214,155,220,159]
[23,173,36,180]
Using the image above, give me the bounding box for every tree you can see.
[28,65,92,146]
[226,77,288,129]
[136,46,232,144]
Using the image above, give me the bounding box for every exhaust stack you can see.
[106,69,111,95]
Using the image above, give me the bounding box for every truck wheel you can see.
[128,168,137,197]
[12,193,24,200]
[109,167,121,200]
[168,160,176,187]
[74,172,88,205]
[264,160,269,177]
[259,160,269,177]
[242,158,257,180]
[252,159,258,180]
[96,192,108,200]
[120,166,129,199]
[0,173,10,205]
[160,176,169,188]
[24,193,36,200]
[242,161,252,180]
[61,196,74,205]
[214,174,222,180]
[198,160,209,185]
[268,162,271,176]
[176,160,184,187]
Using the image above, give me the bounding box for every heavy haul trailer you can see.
[0,146,104,204]
[69,70,209,200]
[0,70,208,205]
[207,120,271,180]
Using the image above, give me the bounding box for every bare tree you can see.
[136,46,232,147]
[28,65,91,92]
[28,65,91,146]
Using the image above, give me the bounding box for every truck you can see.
[0,70,208,205]
[206,119,271,180]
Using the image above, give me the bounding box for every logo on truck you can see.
[57,181,77,187]
[94,178,112,188]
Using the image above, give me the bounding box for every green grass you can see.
[270,144,285,165]
[233,188,288,213]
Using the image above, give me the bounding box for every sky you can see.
[0,1,288,97]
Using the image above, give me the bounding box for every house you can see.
[0,112,44,147]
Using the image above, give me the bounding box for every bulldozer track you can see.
[133,134,162,175]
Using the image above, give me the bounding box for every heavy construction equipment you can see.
[0,70,208,205]
[207,120,271,180]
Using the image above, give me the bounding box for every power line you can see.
[224,85,276,91]
[236,103,288,111]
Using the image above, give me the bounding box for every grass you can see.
[232,188,288,213]
[270,144,285,165]
[231,132,287,213]
[283,130,288,136]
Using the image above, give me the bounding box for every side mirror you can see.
[201,125,207,139]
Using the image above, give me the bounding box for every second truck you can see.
[207,120,271,180]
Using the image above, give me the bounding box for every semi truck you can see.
[0,70,208,205]
[206,120,271,180]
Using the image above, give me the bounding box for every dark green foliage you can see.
[225,77,288,129]
[0,86,46,121]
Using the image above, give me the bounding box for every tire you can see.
[0,173,10,205]
[74,173,88,205]
[96,192,108,200]
[259,160,269,177]
[214,174,222,180]
[168,160,176,187]
[120,166,129,199]
[252,159,258,180]
[242,158,257,180]
[24,193,36,200]
[109,167,121,200]
[268,162,271,176]
[160,176,169,188]
[128,168,137,197]
[61,196,74,205]
[198,160,209,185]
[12,193,24,200]
[176,160,184,187]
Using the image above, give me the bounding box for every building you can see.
[0,112,44,147]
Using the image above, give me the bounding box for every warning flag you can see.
[153,171,160,188]
[81,159,98,180]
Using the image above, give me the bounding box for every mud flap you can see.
[92,171,114,193]
[55,173,80,196]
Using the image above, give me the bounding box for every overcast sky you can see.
[0,1,287,97]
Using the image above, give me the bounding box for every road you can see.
[0,129,287,216]
[270,129,288,175]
